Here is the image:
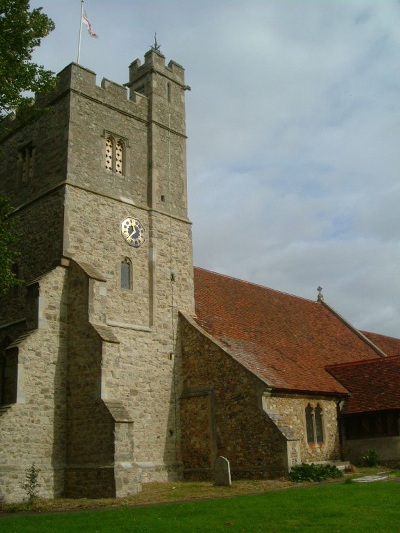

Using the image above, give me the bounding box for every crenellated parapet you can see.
[128,49,185,93]
[51,62,148,122]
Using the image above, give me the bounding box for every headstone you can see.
[214,456,231,486]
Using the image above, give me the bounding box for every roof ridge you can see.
[362,330,400,342]
[326,353,400,370]
[320,299,387,358]
[194,266,317,304]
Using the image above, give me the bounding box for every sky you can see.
[29,0,400,337]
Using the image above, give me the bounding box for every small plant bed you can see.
[0,480,295,515]
[289,463,343,483]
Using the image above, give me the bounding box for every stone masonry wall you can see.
[0,266,68,502]
[180,316,288,480]
[262,395,342,465]
[180,315,342,479]
[0,93,69,206]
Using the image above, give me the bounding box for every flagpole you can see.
[77,0,84,64]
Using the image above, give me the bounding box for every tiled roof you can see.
[326,356,400,414]
[193,267,391,395]
[362,331,400,357]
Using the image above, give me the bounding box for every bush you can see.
[21,463,40,501]
[362,449,378,467]
[289,463,343,483]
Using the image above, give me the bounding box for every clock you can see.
[121,217,146,248]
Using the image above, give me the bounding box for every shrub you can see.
[21,463,40,501]
[289,463,343,483]
[362,449,378,467]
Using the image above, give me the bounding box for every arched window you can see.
[105,134,125,174]
[305,403,324,445]
[120,258,132,290]
[305,404,314,444]
[315,404,324,444]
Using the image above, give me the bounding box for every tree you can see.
[0,0,55,116]
[0,197,20,294]
[0,2,54,291]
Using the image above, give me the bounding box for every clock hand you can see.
[127,228,139,241]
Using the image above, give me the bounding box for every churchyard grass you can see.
[1,481,399,532]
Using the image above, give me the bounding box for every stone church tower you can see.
[0,49,194,502]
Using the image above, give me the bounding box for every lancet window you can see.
[305,403,324,445]
[120,257,132,290]
[18,143,35,182]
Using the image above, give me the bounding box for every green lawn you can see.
[1,482,399,532]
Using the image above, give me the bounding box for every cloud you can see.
[30,0,400,336]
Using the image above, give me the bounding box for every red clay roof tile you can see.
[362,331,400,357]
[193,267,392,395]
[326,356,400,413]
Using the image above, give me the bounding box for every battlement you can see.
[128,49,185,85]
[1,50,186,140]
[53,62,148,119]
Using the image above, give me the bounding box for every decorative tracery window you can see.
[105,134,125,174]
[105,136,113,171]
[115,140,124,174]
[120,257,132,290]
[305,403,324,445]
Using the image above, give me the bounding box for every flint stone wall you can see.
[180,315,288,480]
[180,314,342,480]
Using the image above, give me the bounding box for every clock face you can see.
[121,217,146,248]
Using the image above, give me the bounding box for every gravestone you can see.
[214,456,231,486]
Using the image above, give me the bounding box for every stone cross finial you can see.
[317,286,324,301]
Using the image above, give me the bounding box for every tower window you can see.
[120,257,132,290]
[0,347,18,406]
[105,136,113,171]
[305,403,324,445]
[11,263,22,297]
[115,140,124,174]
[104,133,126,174]
[18,143,35,182]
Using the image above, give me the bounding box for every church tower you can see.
[0,49,194,501]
